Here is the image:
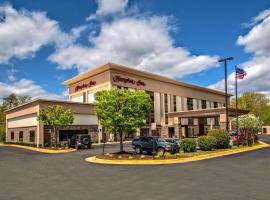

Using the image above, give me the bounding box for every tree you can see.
[3,93,18,109]
[18,95,32,105]
[2,94,32,109]
[94,90,152,152]
[37,105,74,147]
[230,92,270,125]
[231,114,262,146]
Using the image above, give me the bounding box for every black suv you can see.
[132,136,179,156]
[68,134,92,150]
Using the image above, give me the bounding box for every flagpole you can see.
[235,66,239,134]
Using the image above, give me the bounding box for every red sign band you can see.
[75,80,96,92]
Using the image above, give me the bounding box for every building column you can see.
[210,118,213,130]
[183,97,187,111]
[154,92,161,125]
[37,123,40,148]
[176,96,182,112]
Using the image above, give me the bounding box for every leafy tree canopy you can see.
[37,105,74,147]
[230,91,270,125]
[231,114,262,131]
[2,93,32,110]
[94,89,152,152]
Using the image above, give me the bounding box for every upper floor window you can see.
[88,92,95,104]
[173,95,177,112]
[164,94,168,113]
[202,100,207,109]
[188,118,194,125]
[214,102,218,108]
[187,98,193,110]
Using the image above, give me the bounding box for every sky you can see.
[0,0,270,101]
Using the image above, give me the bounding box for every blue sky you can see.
[0,0,270,100]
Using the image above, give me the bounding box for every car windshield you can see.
[157,138,166,142]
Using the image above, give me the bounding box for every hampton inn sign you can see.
[75,80,96,92]
[113,75,146,87]
[6,63,245,147]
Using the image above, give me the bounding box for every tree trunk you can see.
[55,128,59,147]
[102,132,106,155]
[120,132,123,153]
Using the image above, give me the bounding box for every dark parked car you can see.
[164,138,180,153]
[68,134,92,149]
[132,136,179,156]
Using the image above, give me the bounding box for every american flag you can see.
[235,67,247,79]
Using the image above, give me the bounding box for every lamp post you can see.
[218,57,233,132]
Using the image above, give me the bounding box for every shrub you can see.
[140,155,145,159]
[181,138,196,152]
[164,152,172,158]
[198,136,217,151]
[208,129,230,149]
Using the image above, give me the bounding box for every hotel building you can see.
[5,63,247,147]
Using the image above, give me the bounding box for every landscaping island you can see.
[86,141,269,165]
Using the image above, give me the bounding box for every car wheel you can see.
[135,146,142,154]
[157,148,165,156]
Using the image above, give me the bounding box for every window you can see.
[164,94,168,113]
[214,102,218,108]
[188,118,194,125]
[71,95,83,103]
[173,95,177,112]
[263,128,267,134]
[29,131,35,143]
[88,92,95,104]
[11,131,14,141]
[202,100,207,109]
[19,131,23,142]
[188,127,195,137]
[187,98,193,110]
[214,117,219,126]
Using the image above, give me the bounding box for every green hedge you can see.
[208,129,230,149]
[181,138,196,152]
[198,136,217,151]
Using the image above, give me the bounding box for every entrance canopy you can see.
[168,107,249,118]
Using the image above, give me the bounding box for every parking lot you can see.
[1,136,270,200]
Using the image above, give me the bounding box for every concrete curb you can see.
[85,141,269,165]
[0,143,76,153]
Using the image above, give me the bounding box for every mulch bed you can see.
[41,147,71,150]
[96,151,192,160]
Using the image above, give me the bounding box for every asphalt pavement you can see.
[1,136,270,200]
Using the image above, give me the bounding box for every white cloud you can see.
[7,68,17,81]
[210,8,270,97]
[0,78,64,101]
[0,3,81,64]
[87,0,128,20]
[50,16,219,78]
